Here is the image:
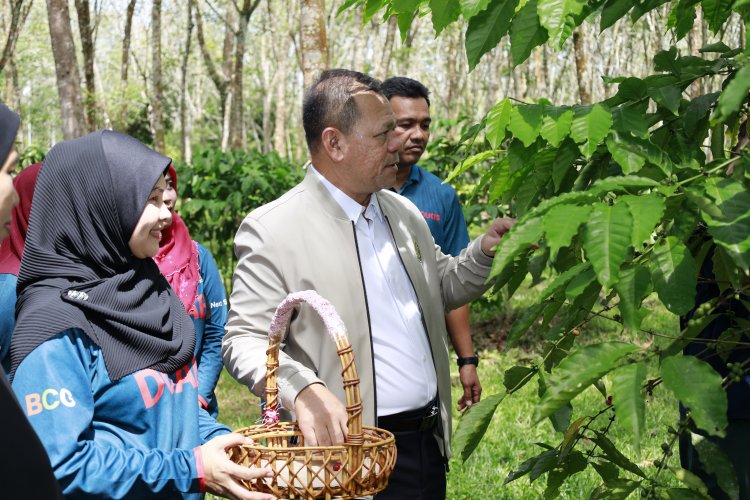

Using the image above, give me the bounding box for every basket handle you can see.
[264,290,364,447]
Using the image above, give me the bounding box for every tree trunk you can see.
[222,0,237,83]
[0,0,32,75]
[533,47,546,99]
[229,0,261,150]
[374,15,397,80]
[273,47,290,157]
[573,25,591,105]
[75,0,97,131]
[194,2,229,145]
[46,0,85,140]
[688,8,705,98]
[181,0,195,162]
[151,0,165,151]
[300,0,328,91]
[119,0,137,128]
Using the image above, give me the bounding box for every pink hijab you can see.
[152,165,200,313]
[0,162,42,276]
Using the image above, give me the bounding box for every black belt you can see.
[378,399,439,433]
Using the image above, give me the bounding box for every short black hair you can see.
[302,69,382,153]
[381,77,430,107]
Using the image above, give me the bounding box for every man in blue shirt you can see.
[382,76,481,411]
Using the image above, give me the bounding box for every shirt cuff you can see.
[469,237,494,267]
[198,395,209,409]
[194,446,206,493]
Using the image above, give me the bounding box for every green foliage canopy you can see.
[343,0,750,497]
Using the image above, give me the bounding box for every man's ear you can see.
[321,127,345,162]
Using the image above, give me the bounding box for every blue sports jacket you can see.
[191,243,227,418]
[12,328,230,499]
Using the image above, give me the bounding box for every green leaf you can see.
[552,138,580,191]
[363,0,388,23]
[690,433,740,500]
[661,355,728,436]
[589,479,640,499]
[541,107,574,147]
[507,301,546,346]
[505,448,558,484]
[700,177,750,271]
[621,194,666,247]
[543,204,591,257]
[662,314,722,358]
[461,0,491,18]
[606,133,647,174]
[337,0,365,16]
[489,217,544,280]
[534,342,639,423]
[509,104,544,147]
[392,0,422,12]
[465,0,519,70]
[684,92,720,138]
[606,132,673,175]
[564,264,596,301]
[537,0,586,46]
[648,85,683,115]
[670,467,711,496]
[617,77,648,101]
[611,105,649,139]
[485,98,513,148]
[615,264,652,331]
[611,362,646,458]
[699,41,732,53]
[429,0,462,35]
[559,416,586,458]
[703,0,734,32]
[510,0,548,65]
[444,149,503,183]
[650,237,698,315]
[591,460,620,483]
[600,0,632,30]
[668,0,698,39]
[712,245,743,291]
[661,487,707,499]
[397,10,418,40]
[539,262,591,302]
[452,393,505,461]
[583,202,633,289]
[504,365,537,392]
[570,104,613,158]
[544,451,587,498]
[591,431,647,478]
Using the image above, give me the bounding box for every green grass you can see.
[212,285,685,498]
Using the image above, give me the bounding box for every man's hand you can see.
[200,433,276,500]
[294,383,348,446]
[480,217,516,257]
[457,364,482,412]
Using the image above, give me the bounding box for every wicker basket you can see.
[227,290,397,499]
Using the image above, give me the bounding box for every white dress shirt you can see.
[311,166,437,415]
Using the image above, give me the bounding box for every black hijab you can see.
[10,130,195,381]
[0,103,20,162]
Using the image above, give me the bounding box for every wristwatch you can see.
[457,355,479,367]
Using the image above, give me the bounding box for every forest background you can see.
[3,0,750,498]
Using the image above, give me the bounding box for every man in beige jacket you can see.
[223,69,513,499]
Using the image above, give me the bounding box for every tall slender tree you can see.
[228,0,261,149]
[75,0,98,131]
[119,0,137,128]
[181,0,195,162]
[300,0,327,91]
[0,0,32,75]
[151,0,165,151]
[46,0,85,139]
